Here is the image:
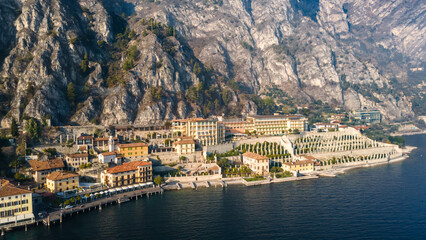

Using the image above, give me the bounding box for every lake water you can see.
[6,134,426,240]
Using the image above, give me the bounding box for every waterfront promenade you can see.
[42,187,163,226]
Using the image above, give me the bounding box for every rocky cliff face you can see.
[0,0,424,127]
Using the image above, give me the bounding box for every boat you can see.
[118,197,130,204]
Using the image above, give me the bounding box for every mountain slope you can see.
[0,0,424,127]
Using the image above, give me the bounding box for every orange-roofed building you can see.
[65,153,89,171]
[118,143,149,160]
[28,158,65,183]
[100,161,153,188]
[242,152,270,176]
[46,171,79,193]
[173,137,195,155]
[0,179,34,226]
[283,160,314,174]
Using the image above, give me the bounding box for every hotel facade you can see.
[246,114,308,135]
[100,161,153,188]
[0,180,34,227]
[172,118,225,146]
[46,171,79,193]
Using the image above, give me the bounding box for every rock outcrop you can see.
[0,0,423,127]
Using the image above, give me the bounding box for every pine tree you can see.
[10,118,18,137]
[67,82,76,106]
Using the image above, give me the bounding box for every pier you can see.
[42,187,162,226]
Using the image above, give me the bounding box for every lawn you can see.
[245,176,266,182]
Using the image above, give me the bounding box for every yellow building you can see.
[246,114,307,135]
[172,118,225,146]
[46,171,79,193]
[219,119,254,134]
[28,158,65,183]
[173,137,196,155]
[118,143,149,160]
[100,161,153,188]
[283,160,314,174]
[242,152,270,176]
[65,153,89,171]
[0,180,34,227]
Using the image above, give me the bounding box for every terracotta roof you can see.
[47,171,79,181]
[67,153,89,158]
[29,158,65,171]
[243,152,269,161]
[119,143,148,148]
[207,165,220,171]
[94,137,118,141]
[105,161,152,174]
[100,151,116,156]
[300,155,317,161]
[77,136,93,140]
[353,125,369,130]
[230,128,245,134]
[0,179,10,186]
[0,183,31,198]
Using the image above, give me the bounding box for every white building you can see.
[98,152,121,164]
[242,152,270,176]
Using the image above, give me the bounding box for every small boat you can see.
[118,197,130,204]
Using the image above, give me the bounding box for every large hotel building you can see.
[220,114,308,135]
[172,118,225,146]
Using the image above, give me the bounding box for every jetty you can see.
[42,187,162,226]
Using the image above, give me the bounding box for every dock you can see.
[42,187,162,226]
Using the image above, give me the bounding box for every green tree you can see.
[80,53,89,73]
[9,158,25,174]
[128,29,136,39]
[64,200,70,206]
[10,118,18,137]
[123,58,134,70]
[43,148,57,158]
[154,176,164,186]
[67,82,76,106]
[75,195,82,203]
[25,118,40,141]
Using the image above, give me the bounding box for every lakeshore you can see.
[162,145,416,190]
[0,145,415,236]
[0,127,418,236]
[6,134,426,240]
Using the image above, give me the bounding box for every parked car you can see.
[65,205,74,209]
[38,211,48,218]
